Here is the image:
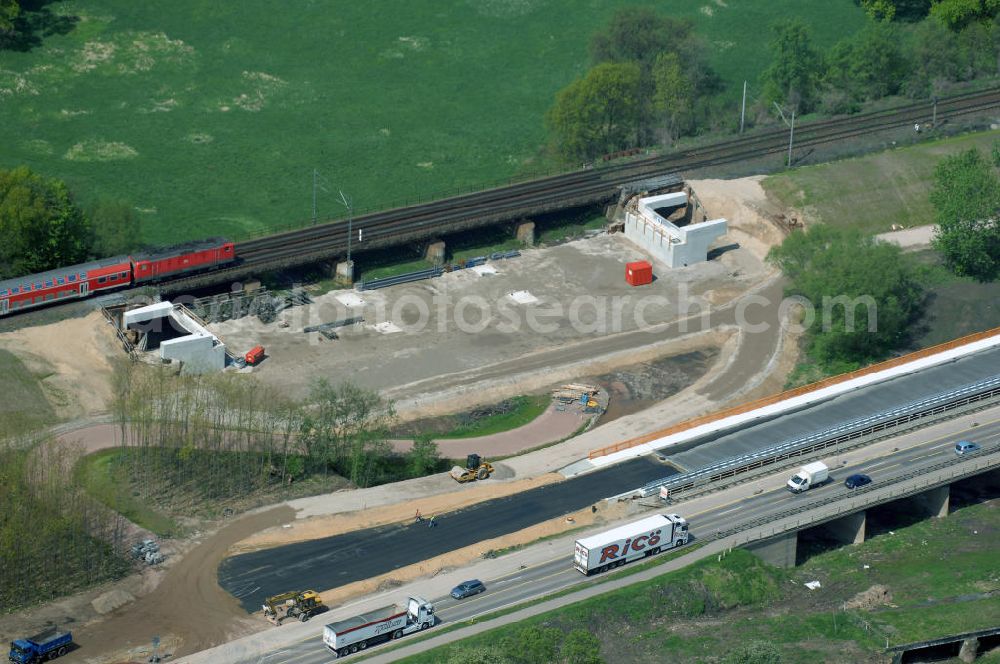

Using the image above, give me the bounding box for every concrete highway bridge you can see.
[186,328,1000,663]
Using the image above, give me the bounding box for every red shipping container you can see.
[245,345,266,365]
[625,261,653,286]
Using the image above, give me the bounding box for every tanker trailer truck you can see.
[323,596,434,657]
[574,513,689,575]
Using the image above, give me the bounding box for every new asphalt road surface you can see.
[227,414,1000,664]
[219,457,675,612]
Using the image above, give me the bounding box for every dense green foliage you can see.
[0,165,90,277]
[89,198,141,258]
[768,225,925,376]
[548,7,721,158]
[761,19,826,113]
[546,62,642,161]
[0,166,142,279]
[0,0,17,34]
[550,2,1000,162]
[929,148,1000,281]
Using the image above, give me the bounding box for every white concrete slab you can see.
[336,293,366,308]
[508,290,539,305]
[472,265,498,276]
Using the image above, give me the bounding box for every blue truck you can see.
[8,628,73,663]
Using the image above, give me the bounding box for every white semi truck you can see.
[574,513,689,575]
[787,461,830,493]
[322,596,434,658]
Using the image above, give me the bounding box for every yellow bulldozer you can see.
[262,590,326,625]
[450,453,494,483]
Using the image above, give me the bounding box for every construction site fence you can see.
[100,304,139,362]
[591,325,1000,460]
[639,375,1000,500]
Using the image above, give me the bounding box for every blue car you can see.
[844,473,872,489]
[954,441,981,456]
[451,580,485,599]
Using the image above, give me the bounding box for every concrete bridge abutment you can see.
[424,240,446,266]
[745,531,797,568]
[516,221,535,247]
[824,510,866,545]
[912,484,950,518]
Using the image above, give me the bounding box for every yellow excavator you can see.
[262,590,326,625]
[450,453,494,483]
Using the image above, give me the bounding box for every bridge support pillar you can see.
[959,637,979,663]
[334,260,354,285]
[516,221,535,247]
[424,240,446,266]
[826,510,866,545]
[745,531,797,568]
[914,485,950,518]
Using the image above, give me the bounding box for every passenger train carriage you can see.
[0,238,235,316]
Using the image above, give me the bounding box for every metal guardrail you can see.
[711,444,999,541]
[356,250,522,291]
[358,267,445,291]
[639,376,1000,499]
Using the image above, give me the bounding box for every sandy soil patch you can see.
[232,473,563,553]
[689,176,787,261]
[0,311,119,419]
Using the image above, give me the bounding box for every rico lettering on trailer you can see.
[599,529,663,563]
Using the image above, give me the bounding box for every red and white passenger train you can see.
[0,238,235,316]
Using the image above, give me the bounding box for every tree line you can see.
[0,428,131,613]
[0,166,142,279]
[547,4,1000,161]
[109,364,447,518]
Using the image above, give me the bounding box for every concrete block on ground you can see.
[335,260,355,285]
[424,240,446,266]
[516,221,535,247]
[959,637,979,663]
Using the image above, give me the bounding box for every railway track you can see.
[158,88,1000,292]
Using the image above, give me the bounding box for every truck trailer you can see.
[8,628,72,663]
[574,513,689,575]
[322,596,434,658]
[787,461,830,493]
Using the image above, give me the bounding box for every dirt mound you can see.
[844,584,893,611]
[91,589,135,615]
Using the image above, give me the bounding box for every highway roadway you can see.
[219,457,677,612]
[230,414,1000,664]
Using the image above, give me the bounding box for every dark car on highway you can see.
[451,580,485,599]
[954,441,981,456]
[844,473,872,489]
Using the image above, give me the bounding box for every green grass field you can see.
[74,448,181,537]
[763,129,1000,236]
[0,1,867,246]
[0,349,56,432]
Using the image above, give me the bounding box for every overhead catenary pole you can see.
[787,108,795,167]
[312,169,318,226]
[339,190,353,265]
[932,95,938,128]
[773,101,795,168]
[740,80,747,134]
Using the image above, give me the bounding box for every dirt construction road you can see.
[65,505,295,663]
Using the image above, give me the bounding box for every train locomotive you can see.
[0,238,235,316]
